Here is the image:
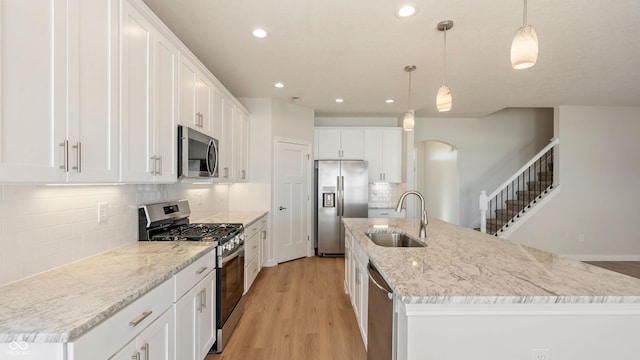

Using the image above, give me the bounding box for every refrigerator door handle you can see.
[340,176,345,216]
[336,176,342,216]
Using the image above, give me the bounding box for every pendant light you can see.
[403,65,416,131]
[511,0,538,69]
[436,20,453,112]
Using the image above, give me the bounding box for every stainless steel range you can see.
[138,200,246,354]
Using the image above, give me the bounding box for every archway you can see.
[415,140,460,225]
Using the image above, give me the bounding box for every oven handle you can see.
[220,246,243,267]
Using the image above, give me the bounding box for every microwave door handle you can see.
[206,140,214,176]
[211,139,218,177]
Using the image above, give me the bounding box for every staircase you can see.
[479,139,559,236]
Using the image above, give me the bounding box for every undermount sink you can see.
[365,231,426,248]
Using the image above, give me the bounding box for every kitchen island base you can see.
[397,302,640,359]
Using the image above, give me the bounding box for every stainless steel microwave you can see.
[177,125,219,179]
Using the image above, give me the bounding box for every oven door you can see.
[218,245,244,327]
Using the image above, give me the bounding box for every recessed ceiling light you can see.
[385,99,395,104]
[335,98,344,103]
[252,28,269,38]
[396,5,417,18]
[274,82,284,88]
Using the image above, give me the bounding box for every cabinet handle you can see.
[241,169,246,179]
[201,289,206,311]
[156,156,162,175]
[72,142,81,173]
[224,167,229,178]
[59,140,69,172]
[196,291,202,312]
[131,352,140,360]
[129,310,153,327]
[140,343,149,360]
[196,266,208,274]
[149,156,156,175]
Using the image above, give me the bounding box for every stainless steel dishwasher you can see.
[367,262,394,360]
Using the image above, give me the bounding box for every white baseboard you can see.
[562,254,640,262]
[263,259,277,267]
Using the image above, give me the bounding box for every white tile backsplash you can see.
[0,183,229,286]
[369,183,401,208]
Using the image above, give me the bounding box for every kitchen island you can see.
[343,217,640,359]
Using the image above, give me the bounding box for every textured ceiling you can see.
[142,0,640,117]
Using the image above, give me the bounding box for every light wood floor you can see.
[206,256,367,360]
[585,261,640,279]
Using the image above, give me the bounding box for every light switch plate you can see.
[98,202,108,223]
[531,348,550,360]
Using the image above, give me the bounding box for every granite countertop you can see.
[342,217,640,305]
[0,241,215,343]
[195,211,268,227]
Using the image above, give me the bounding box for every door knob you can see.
[279,206,287,211]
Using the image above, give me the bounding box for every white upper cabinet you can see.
[364,128,402,183]
[315,128,365,160]
[233,107,249,182]
[121,0,177,183]
[213,88,234,181]
[179,56,212,135]
[0,0,118,183]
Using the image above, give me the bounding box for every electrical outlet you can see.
[578,233,585,242]
[98,202,108,223]
[531,348,549,360]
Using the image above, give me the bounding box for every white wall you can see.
[507,106,640,259]
[413,107,554,228]
[0,183,229,286]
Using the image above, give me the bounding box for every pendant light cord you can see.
[408,70,412,110]
[523,0,528,26]
[442,25,447,85]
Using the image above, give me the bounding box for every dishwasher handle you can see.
[368,263,393,300]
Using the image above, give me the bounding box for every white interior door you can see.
[275,140,310,263]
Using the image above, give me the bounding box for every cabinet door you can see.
[233,108,249,182]
[381,128,402,183]
[211,87,224,140]
[136,308,174,360]
[217,95,234,181]
[340,129,365,160]
[196,75,213,135]
[175,283,199,360]
[0,0,67,182]
[109,339,139,360]
[197,271,216,359]
[179,56,197,129]
[66,0,119,182]
[120,1,154,182]
[153,31,178,183]
[315,129,342,159]
[364,129,383,182]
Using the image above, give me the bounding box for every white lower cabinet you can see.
[68,279,174,359]
[244,215,269,293]
[109,308,174,360]
[174,251,217,360]
[175,270,216,360]
[344,230,369,348]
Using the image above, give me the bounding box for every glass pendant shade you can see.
[511,25,538,69]
[436,85,452,112]
[403,111,415,131]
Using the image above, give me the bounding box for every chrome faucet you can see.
[395,190,428,238]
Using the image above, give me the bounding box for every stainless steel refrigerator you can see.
[315,160,368,255]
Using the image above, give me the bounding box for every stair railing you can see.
[480,138,559,234]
